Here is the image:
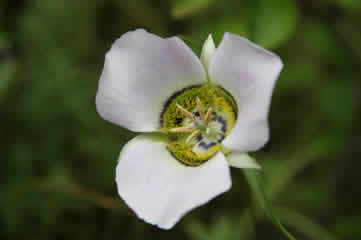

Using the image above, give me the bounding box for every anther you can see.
[204,107,213,123]
[176,103,196,121]
[196,97,206,121]
[169,126,196,133]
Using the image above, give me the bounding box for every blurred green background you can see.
[1,0,361,239]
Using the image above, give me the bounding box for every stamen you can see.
[196,97,206,121]
[176,103,196,121]
[204,107,213,123]
[186,129,201,144]
[206,127,210,135]
[169,126,196,133]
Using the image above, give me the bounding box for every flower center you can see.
[161,84,238,167]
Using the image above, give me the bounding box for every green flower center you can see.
[161,84,238,166]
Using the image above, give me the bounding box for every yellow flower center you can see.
[161,84,238,166]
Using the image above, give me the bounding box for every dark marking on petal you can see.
[218,135,225,143]
[199,141,217,150]
[217,116,227,133]
[175,117,183,125]
[160,84,202,126]
[216,85,239,119]
[167,146,193,167]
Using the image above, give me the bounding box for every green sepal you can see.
[200,34,216,73]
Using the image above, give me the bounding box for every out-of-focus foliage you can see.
[1,0,360,240]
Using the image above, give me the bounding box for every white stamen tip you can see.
[186,130,201,144]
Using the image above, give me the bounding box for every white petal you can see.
[200,34,216,72]
[226,152,261,169]
[209,33,283,151]
[116,134,231,229]
[96,29,207,132]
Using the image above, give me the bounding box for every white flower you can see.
[95,29,283,229]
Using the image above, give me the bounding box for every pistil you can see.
[172,98,220,147]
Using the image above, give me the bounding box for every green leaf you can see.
[0,60,17,99]
[334,0,361,10]
[185,216,244,240]
[243,169,297,240]
[0,33,18,101]
[246,0,298,49]
[171,0,213,19]
[184,219,210,240]
[275,206,338,240]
